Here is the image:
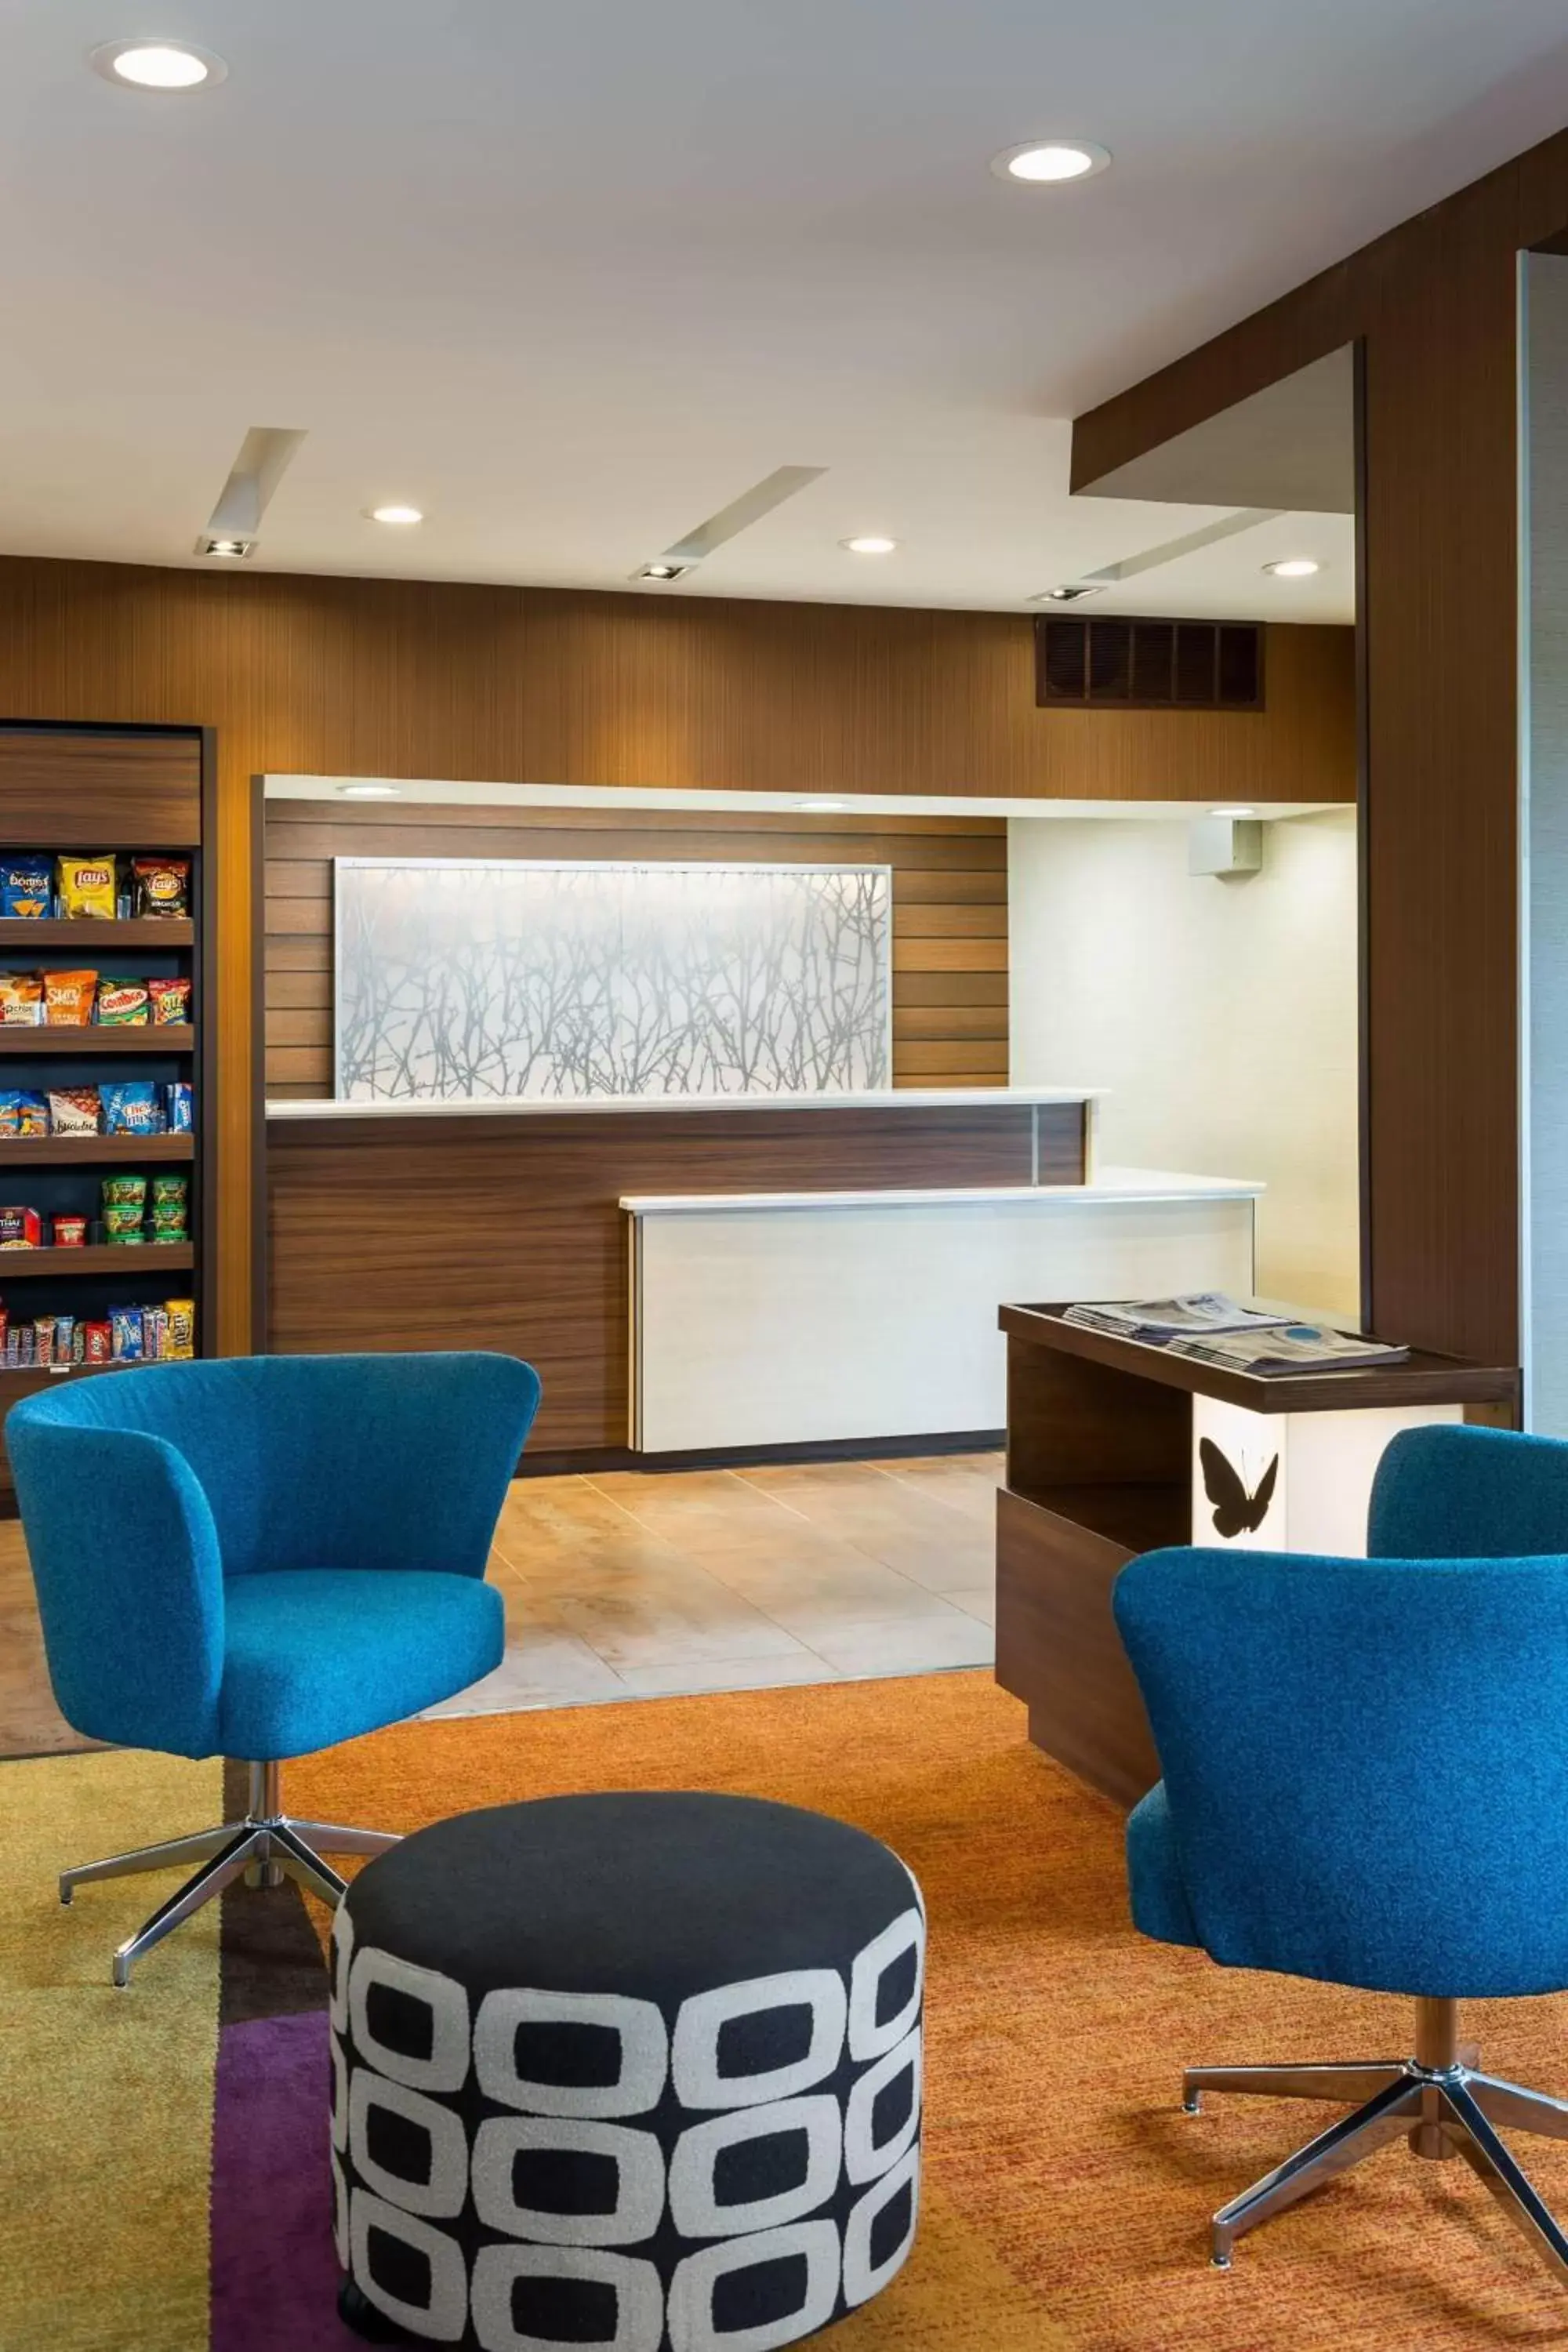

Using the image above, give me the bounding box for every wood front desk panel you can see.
[266,1094,1084,1457]
[996,1308,1519,1806]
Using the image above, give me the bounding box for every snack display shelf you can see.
[0,918,194,948]
[0,1135,194,1167]
[0,1243,194,1277]
[0,1359,154,1396]
[0,1025,194,1054]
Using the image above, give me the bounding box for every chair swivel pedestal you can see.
[1184,1994,1568,2280]
[60,1761,399,1988]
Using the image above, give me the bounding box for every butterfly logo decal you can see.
[1199,1436,1279,1539]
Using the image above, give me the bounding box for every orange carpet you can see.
[289,1671,1568,2350]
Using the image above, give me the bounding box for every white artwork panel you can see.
[334,859,892,1101]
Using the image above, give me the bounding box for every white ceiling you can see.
[5,1,1568,620]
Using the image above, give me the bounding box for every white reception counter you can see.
[622,1168,1262,1453]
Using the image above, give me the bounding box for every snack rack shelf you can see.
[0,1243,194,1276]
[0,918,195,949]
[0,1025,194,1054]
[0,722,214,1439]
[0,1134,194,1167]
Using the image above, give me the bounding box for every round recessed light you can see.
[637,562,686,581]
[366,504,423,527]
[89,38,227,89]
[337,784,402,800]
[841,535,898,557]
[1210,806,1257,819]
[1263,558,1320,579]
[992,140,1111,185]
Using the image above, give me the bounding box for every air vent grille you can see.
[1036,616,1264,711]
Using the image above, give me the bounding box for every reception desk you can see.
[625,1174,1260,1453]
[266,1087,1099,1460]
[996,1305,1519,1805]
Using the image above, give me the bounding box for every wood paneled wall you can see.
[264,800,1008,1098]
[1073,129,1568,1370]
[0,556,1353,1350]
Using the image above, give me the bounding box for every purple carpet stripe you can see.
[211,2010,361,2350]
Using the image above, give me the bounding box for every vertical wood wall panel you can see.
[1073,123,1568,1367]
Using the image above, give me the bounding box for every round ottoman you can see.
[330,1791,924,2350]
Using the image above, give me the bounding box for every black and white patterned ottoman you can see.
[331,1791,924,2350]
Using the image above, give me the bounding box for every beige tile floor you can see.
[0,1454,1000,1754]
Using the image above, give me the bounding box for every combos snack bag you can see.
[42,971,96,1026]
[56,856,117,920]
[132,858,190,920]
[0,975,42,1025]
[0,861,51,918]
[147,977,191,1025]
[95,979,149,1026]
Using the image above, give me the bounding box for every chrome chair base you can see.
[1184,1998,1568,2281]
[60,1761,397,1987]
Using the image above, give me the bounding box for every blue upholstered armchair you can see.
[1114,1422,1568,2284]
[9,1352,540,1984]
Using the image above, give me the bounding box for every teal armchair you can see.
[9,1352,540,1984]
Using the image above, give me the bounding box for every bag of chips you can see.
[100,1081,162,1135]
[147,977,192,1025]
[0,1090,49,1137]
[56,856,118,920]
[0,975,43,1025]
[95,979,150,1026]
[42,971,96,1026]
[48,1088,101,1137]
[132,858,190,920]
[0,861,51,918]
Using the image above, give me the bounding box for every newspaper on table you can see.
[1061,1293,1297,1343]
[1163,1322,1409,1377]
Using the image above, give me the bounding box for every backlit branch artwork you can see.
[334,859,893,1101]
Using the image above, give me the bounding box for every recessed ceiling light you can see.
[1263,558,1320,578]
[634,562,691,582]
[337,784,402,800]
[198,535,252,559]
[992,140,1111,185]
[89,38,227,89]
[1210,806,1257,819]
[366,504,423,526]
[1031,584,1105,602]
[798,800,848,812]
[841,536,898,557]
